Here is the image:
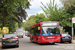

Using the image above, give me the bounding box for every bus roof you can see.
[41,21,59,23]
[30,21,59,28]
[30,23,40,28]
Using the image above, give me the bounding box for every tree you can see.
[22,13,46,31]
[40,0,73,35]
[23,19,36,31]
[60,0,75,35]
[0,0,31,32]
[28,13,46,23]
[0,0,31,24]
[40,0,62,21]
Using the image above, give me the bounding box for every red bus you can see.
[30,21,61,44]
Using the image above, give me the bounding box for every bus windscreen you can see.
[42,22,59,36]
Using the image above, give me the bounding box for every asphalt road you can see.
[0,36,75,50]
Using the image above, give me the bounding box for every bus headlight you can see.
[42,37,46,41]
[57,37,60,40]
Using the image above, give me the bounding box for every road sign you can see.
[72,18,75,23]
[72,17,75,40]
[2,27,9,34]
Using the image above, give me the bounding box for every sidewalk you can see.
[0,42,2,48]
[0,35,2,38]
[72,40,75,44]
[72,36,75,44]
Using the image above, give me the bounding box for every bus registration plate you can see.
[49,41,54,43]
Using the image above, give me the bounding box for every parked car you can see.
[60,33,72,43]
[25,33,28,36]
[2,33,19,48]
[25,31,29,36]
[27,33,30,37]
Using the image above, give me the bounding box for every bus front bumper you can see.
[41,37,60,43]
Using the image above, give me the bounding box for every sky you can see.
[24,0,63,21]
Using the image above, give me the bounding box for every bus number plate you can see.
[49,41,54,43]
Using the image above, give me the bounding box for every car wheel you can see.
[2,47,4,49]
[61,39,63,43]
[2,44,5,49]
[69,40,72,43]
[61,41,63,43]
[2,46,5,49]
[22,36,23,38]
[17,45,19,47]
[16,45,19,48]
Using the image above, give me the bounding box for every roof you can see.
[30,21,59,28]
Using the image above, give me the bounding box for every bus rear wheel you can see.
[37,39,38,43]
[32,38,33,42]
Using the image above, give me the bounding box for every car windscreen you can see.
[61,34,70,36]
[4,34,16,38]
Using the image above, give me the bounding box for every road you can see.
[0,36,75,50]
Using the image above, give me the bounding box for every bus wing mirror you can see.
[38,27,40,30]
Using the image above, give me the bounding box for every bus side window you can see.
[34,26,40,36]
[37,26,40,36]
[38,30,40,36]
[31,26,40,36]
[31,28,35,35]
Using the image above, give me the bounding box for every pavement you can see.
[72,40,75,44]
[0,42,1,48]
[0,36,75,50]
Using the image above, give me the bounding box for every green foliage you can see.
[0,0,31,33]
[41,0,61,21]
[28,13,46,23]
[22,13,46,31]
[0,28,2,34]
[23,19,36,31]
[60,0,75,35]
[15,22,18,28]
[40,0,75,35]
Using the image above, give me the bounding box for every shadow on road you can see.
[59,42,71,44]
[28,41,58,46]
[1,46,18,49]
[38,43,57,45]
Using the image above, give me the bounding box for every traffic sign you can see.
[72,18,75,23]
[72,17,75,40]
